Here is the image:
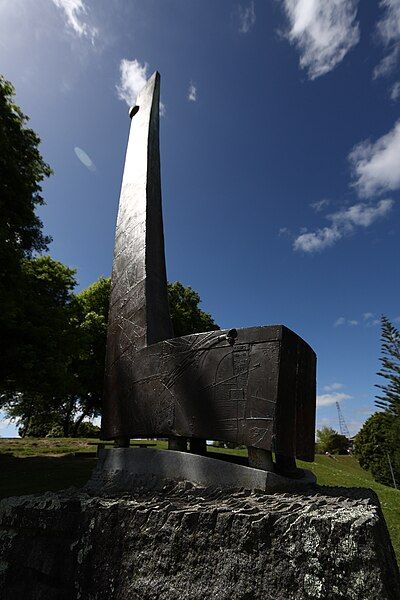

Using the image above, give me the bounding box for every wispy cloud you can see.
[373,46,400,79]
[282,0,360,80]
[331,200,394,226]
[390,81,400,100]
[294,199,394,253]
[363,312,374,320]
[310,198,330,212]
[74,147,96,171]
[363,312,380,326]
[350,121,400,197]
[373,0,400,79]
[334,317,346,327]
[51,0,97,42]
[335,313,382,328]
[334,317,359,327]
[188,82,197,102]
[323,382,344,392]
[294,225,341,252]
[278,227,291,237]
[317,391,352,407]
[237,1,256,34]
[116,58,166,115]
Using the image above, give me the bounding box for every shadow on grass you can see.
[0,453,97,499]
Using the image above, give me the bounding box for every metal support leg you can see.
[168,436,187,451]
[275,453,304,479]
[114,436,130,448]
[189,438,207,455]
[248,447,274,471]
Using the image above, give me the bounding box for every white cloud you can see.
[278,227,291,237]
[117,58,148,106]
[238,2,256,34]
[373,0,400,78]
[350,121,400,197]
[390,81,400,100]
[334,313,383,328]
[333,317,359,327]
[293,225,341,252]
[294,199,394,253]
[331,200,394,226]
[363,313,380,327]
[282,0,360,80]
[317,392,352,407]
[310,198,330,212]
[51,0,97,41]
[323,382,344,392]
[188,83,197,102]
[373,45,400,79]
[363,312,374,320]
[334,317,346,327]
[116,59,166,115]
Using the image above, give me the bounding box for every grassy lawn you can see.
[1,438,399,562]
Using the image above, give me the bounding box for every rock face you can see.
[0,484,399,600]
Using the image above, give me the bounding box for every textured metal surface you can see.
[103,325,316,461]
[102,72,317,462]
[106,71,172,365]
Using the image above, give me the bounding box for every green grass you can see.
[1,438,399,562]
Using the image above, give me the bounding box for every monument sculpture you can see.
[101,71,316,478]
[0,71,399,600]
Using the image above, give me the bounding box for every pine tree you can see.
[375,316,400,416]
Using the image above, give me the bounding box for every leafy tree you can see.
[167,281,219,337]
[375,316,400,416]
[75,421,101,438]
[64,276,111,435]
[0,76,52,389]
[2,256,78,436]
[316,426,349,454]
[354,412,399,488]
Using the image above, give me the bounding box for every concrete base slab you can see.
[86,448,316,493]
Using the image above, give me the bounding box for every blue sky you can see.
[1,0,399,438]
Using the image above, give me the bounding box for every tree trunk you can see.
[72,412,86,437]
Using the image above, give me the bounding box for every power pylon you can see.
[336,401,350,439]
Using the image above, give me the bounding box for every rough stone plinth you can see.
[85,448,317,493]
[0,484,399,599]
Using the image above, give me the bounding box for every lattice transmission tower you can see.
[336,402,350,438]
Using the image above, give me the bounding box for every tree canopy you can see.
[167,281,219,337]
[354,412,399,488]
[0,75,52,390]
[375,316,400,416]
[316,426,349,455]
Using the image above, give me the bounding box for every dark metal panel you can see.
[295,339,317,461]
[102,326,316,460]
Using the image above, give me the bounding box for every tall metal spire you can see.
[104,72,173,412]
[108,72,172,353]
